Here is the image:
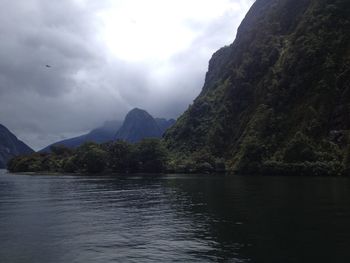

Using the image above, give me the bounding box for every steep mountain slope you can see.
[165,0,350,175]
[116,108,174,143]
[155,118,176,134]
[41,120,122,152]
[0,124,34,168]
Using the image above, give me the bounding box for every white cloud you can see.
[98,0,253,62]
[0,0,254,150]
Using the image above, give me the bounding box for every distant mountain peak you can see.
[115,108,175,143]
[129,107,146,113]
[126,108,154,120]
[40,108,176,151]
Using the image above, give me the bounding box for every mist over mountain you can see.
[6,0,350,176]
[40,108,175,152]
[0,124,34,168]
[41,120,122,152]
[0,0,254,150]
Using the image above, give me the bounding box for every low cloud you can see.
[0,0,254,150]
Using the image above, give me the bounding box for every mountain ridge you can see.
[41,108,175,152]
[41,120,122,152]
[0,124,34,168]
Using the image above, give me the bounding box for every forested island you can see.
[6,0,350,176]
[7,140,226,174]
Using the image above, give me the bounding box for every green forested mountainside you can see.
[165,0,350,175]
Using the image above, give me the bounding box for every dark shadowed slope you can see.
[0,124,34,168]
[116,108,175,143]
[41,120,122,152]
[165,0,350,174]
[155,118,176,135]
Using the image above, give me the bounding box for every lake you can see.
[1,170,350,262]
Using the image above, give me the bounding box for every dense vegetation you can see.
[7,0,350,176]
[7,139,226,174]
[164,0,350,176]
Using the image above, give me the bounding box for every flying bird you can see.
[45,65,51,68]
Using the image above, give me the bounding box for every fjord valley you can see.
[2,0,350,262]
[7,108,175,174]
[5,0,350,176]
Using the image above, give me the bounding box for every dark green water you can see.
[1,169,350,262]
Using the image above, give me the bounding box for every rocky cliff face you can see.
[0,124,34,168]
[165,0,350,175]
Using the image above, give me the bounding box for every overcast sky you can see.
[0,0,254,150]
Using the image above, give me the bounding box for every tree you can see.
[134,139,168,173]
[235,136,266,174]
[283,132,316,163]
[105,140,132,172]
[75,142,108,173]
[50,144,72,156]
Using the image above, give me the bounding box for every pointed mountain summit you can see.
[41,109,175,152]
[115,108,174,143]
[0,124,34,168]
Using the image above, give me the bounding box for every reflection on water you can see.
[1,169,350,262]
